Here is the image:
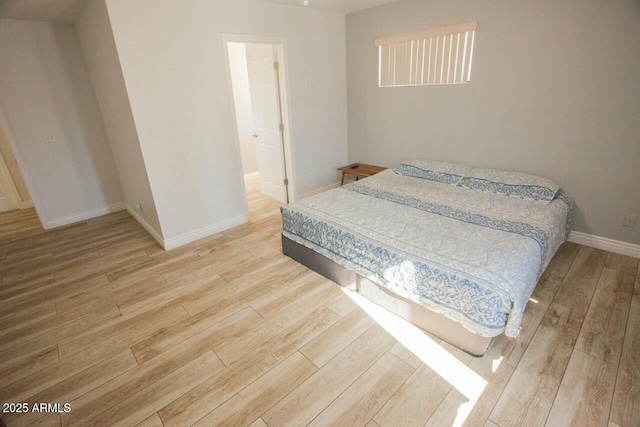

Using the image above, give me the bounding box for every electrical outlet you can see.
[623,214,637,228]
[45,136,56,144]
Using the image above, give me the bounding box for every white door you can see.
[245,44,287,203]
[0,150,19,213]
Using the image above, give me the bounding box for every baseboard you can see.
[244,171,259,181]
[163,213,250,251]
[568,231,640,259]
[19,200,34,209]
[46,202,126,229]
[125,204,165,249]
[297,182,340,200]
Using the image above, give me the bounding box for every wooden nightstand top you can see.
[337,163,387,185]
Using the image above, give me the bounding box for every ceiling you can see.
[0,0,398,24]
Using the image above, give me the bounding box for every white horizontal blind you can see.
[375,21,477,87]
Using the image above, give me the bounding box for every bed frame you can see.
[282,235,492,356]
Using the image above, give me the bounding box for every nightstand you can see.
[337,163,387,186]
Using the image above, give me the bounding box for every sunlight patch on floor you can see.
[343,287,499,427]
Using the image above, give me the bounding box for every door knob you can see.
[252,133,258,138]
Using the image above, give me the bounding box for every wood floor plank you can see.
[489,303,583,427]
[26,413,60,427]
[135,413,164,427]
[167,270,309,349]
[192,241,252,268]
[118,274,225,315]
[388,341,422,369]
[324,290,360,317]
[300,307,376,367]
[0,273,110,317]
[199,230,266,255]
[605,252,640,275]
[213,280,341,365]
[248,418,268,427]
[161,259,227,286]
[159,306,340,427]
[96,233,157,258]
[308,352,414,427]
[0,272,54,300]
[5,243,52,263]
[461,356,516,427]
[57,304,189,361]
[0,252,53,276]
[540,241,580,282]
[423,352,515,427]
[1,268,55,290]
[181,256,305,316]
[0,304,121,352]
[546,350,616,427]
[575,267,635,363]
[0,305,122,372]
[54,275,167,315]
[0,234,50,260]
[61,309,254,427]
[131,306,263,364]
[373,362,452,427]
[193,352,317,427]
[53,250,149,282]
[0,345,135,405]
[2,350,137,427]
[247,233,282,258]
[488,273,564,367]
[553,246,607,319]
[218,251,283,284]
[610,264,640,427]
[81,351,224,427]
[52,227,146,260]
[105,248,199,283]
[158,253,226,283]
[0,302,57,335]
[250,269,331,317]
[263,324,396,427]
[0,346,59,390]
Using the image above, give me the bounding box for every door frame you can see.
[221,33,296,210]
[0,105,46,223]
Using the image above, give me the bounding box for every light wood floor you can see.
[0,182,638,427]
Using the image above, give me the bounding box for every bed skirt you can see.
[282,234,492,356]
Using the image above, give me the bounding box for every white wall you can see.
[228,42,258,176]
[0,18,123,226]
[75,0,163,238]
[346,0,640,245]
[105,0,348,244]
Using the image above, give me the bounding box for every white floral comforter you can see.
[281,169,572,337]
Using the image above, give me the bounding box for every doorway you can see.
[0,120,31,214]
[224,37,294,209]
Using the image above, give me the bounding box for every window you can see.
[375,21,477,87]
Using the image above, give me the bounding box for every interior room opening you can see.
[0,117,35,217]
[226,41,291,210]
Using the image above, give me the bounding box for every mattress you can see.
[281,168,572,338]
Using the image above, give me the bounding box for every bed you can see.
[281,160,573,355]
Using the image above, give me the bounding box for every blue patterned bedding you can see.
[281,169,573,337]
